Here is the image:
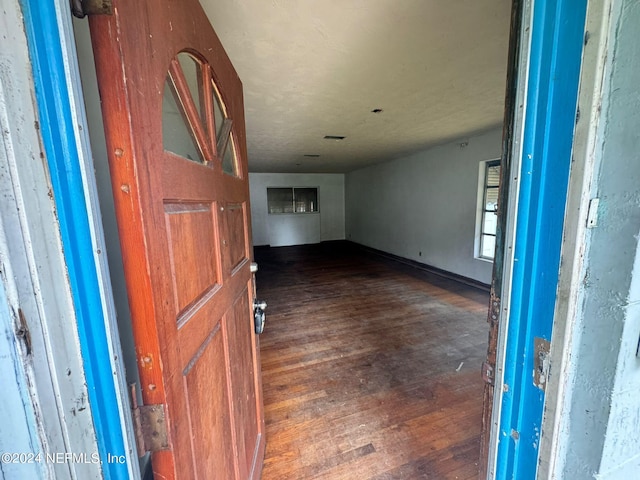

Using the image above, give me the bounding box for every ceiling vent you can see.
[324,135,345,140]
[304,154,320,157]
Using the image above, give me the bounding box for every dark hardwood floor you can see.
[254,242,490,480]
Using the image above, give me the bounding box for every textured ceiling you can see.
[200,0,511,173]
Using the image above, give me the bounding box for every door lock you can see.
[253,299,267,334]
[533,337,551,391]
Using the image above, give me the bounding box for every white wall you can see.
[345,128,502,284]
[549,1,640,477]
[0,281,43,479]
[249,173,345,247]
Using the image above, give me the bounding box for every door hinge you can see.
[70,0,113,18]
[481,361,494,386]
[533,337,551,391]
[16,308,32,356]
[130,385,169,456]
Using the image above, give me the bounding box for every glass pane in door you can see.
[162,78,204,163]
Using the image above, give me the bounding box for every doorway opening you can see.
[70,0,520,480]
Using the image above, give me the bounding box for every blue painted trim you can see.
[496,0,587,478]
[18,1,127,478]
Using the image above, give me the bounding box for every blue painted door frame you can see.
[19,0,129,478]
[496,0,587,478]
[18,0,588,478]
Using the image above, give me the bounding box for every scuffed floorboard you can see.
[256,242,489,480]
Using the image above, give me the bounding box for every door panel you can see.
[164,202,220,315]
[182,321,235,480]
[227,289,260,478]
[225,202,249,273]
[88,1,265,478]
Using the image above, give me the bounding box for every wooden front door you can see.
[87,1,265,478]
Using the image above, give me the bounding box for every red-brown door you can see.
[87,1,265,478]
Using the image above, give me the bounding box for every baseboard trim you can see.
[348,241,491,292]
[253,240,491,292]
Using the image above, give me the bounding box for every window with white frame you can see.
[267,187,318,214]
[477,160,501,260]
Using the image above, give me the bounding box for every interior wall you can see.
[249,172,345,247]
[557,1,640,477]
[345,128,502,284]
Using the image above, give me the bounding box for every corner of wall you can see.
[344,128,503,284]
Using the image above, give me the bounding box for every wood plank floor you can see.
[254,242,490,480]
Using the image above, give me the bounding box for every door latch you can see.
[70,0,113,18]
[253,299,267,334]
[533,337,551,391]
[481,361,494,385]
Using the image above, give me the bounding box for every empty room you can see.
[5,0,639,479]
[205,1,511,478]
[69,0,511,478]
